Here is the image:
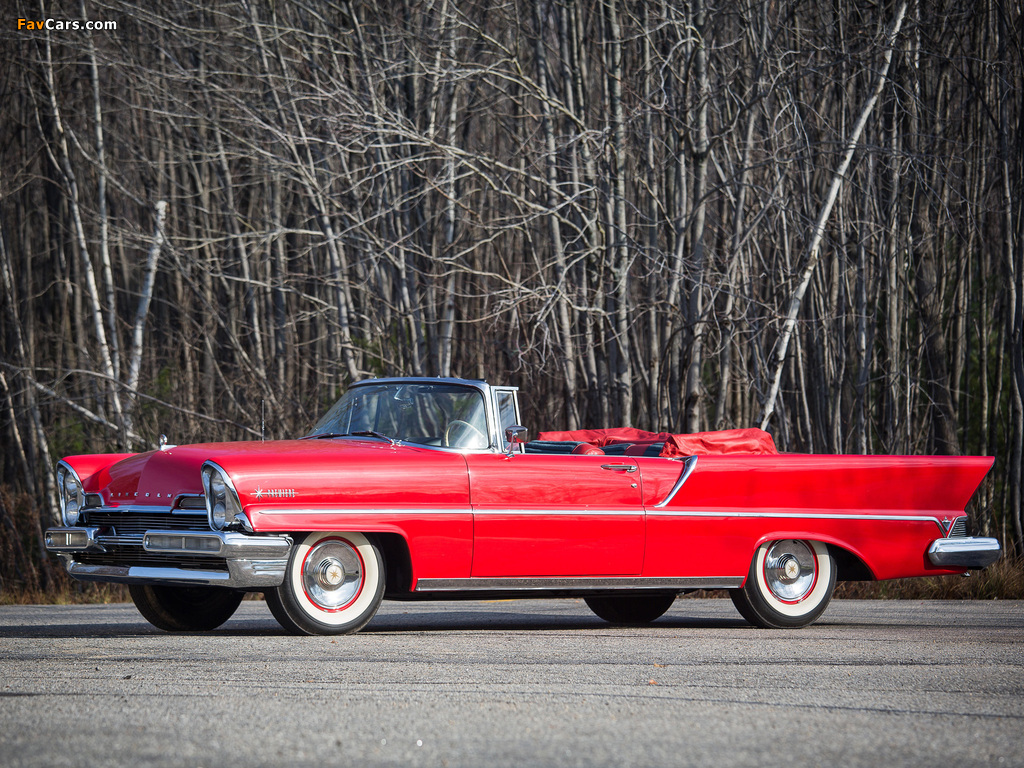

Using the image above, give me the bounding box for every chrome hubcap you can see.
[763,540,816,602]
[316,558,346,588]
[302,539,363,610]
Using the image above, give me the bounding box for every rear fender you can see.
[748,531,878,581]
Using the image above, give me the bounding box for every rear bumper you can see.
[46,527,291,589]
[927,537,1001,569]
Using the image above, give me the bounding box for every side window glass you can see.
[495,390,519,446]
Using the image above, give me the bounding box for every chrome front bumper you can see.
[927,537,1001,569]
[46,527,292,588]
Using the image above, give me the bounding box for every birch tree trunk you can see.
[126,201,167,400]
[684,0,710,434]
[606,0,632,426]
[760,0,908,430]
[42,27,126,443]
[534,0,580,427]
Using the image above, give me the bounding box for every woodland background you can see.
[1,0,1022,597]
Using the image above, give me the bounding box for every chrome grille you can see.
[82,510,210,536]
[949,517,968,538]
[76,548,228,571]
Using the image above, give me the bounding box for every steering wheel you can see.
[443,420,487,448]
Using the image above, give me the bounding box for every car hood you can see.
[65,438,469,510]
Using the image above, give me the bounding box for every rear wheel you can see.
[128,584,243,631]
[730,539,835,629]
[584,592,677,624]
[266,531,384,635]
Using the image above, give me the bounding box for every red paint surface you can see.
[62,442,994,586]
[466,453,644,577]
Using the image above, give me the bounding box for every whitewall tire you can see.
[266,531,385,635]
[730,539,835,629]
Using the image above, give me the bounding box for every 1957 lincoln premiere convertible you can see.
[46,377,1001,634]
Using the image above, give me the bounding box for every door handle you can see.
[601,464,637,473]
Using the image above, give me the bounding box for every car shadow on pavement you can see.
[0,608,751,638]
[362,611,752,633]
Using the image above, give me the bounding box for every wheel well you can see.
[370,532,413,595]
[827,544,875,582]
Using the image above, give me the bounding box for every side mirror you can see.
[504,425,528,457]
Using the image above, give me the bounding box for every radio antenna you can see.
[261,399,265,442]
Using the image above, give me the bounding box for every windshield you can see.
[307,383,490,449]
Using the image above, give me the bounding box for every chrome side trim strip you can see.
[258,507,475,516]
[261,507,948,532]
[474,509,641,517]
[653,455,698,508]
[259,505,947,525]
[645,510,941,521]
[414,576,744,592]
[258,507,641,517]
[646,509,949,532]
[927,537,1001,569]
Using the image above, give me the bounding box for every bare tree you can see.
[1,0,1022,595]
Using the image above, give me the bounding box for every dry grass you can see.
[0,579,129,606]
[832,556,1024,600]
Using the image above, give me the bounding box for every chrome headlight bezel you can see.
[201,461,243,531]
[57,461,85,526]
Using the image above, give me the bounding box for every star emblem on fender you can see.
[252,486,295,500]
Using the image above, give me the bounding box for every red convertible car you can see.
[46,377,1000,634]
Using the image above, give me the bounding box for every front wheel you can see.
[266,531,384,635]
[128,584,243,631]
[584,592,677,624]
[730,540,835,629]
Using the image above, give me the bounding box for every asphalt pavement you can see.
[1,598,1021,767]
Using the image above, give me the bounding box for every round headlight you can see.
[211,503,226,529]
[210,474,227,527]
[202,462,240,531]
[59,465,84,526]
[64,501,81,526]
[210,472,226,501]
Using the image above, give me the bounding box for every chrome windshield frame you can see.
[310,377,519,455]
